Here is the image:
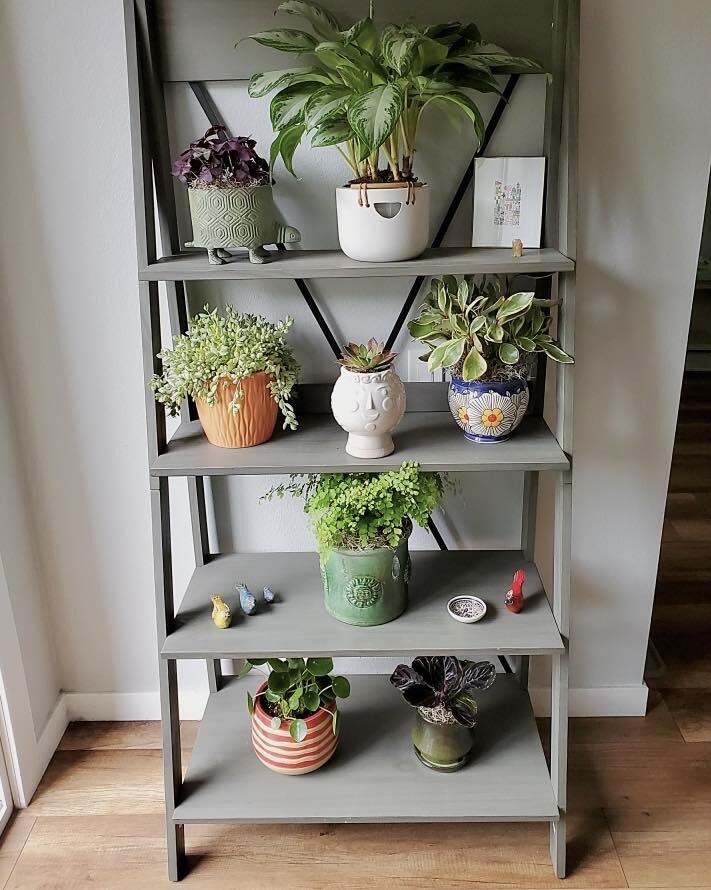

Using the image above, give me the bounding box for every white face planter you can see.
[331,367,406,459]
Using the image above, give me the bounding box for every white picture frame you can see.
[472,157,546,248]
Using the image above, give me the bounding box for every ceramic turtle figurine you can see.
[186,183,301,264]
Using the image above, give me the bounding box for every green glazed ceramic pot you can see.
[411,708,473,772]
[320,526,411,626]
[186,184,300,264]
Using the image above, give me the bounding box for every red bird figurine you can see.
[504,569,526,614]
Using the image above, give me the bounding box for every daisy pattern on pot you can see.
[448,388,470,431]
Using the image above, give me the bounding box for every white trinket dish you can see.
[447,595,487,624]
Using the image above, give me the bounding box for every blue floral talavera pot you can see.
[448,377,530,443]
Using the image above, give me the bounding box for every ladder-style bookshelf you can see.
[125,0,577,880]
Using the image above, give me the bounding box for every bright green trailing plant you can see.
[408,275,574,382]
[150,305,300,429]
[263,461,444,556]
[245,656,350,742]
[246,0,541,181]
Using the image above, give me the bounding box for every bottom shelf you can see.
[173,674,558,824]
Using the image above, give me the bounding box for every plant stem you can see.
[337,144,358,175]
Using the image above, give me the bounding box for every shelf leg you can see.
[550,814,566,880]
[206,659,223,693]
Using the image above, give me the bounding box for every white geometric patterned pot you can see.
[448,377,530,443]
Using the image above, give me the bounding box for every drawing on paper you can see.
[493,180,522,227]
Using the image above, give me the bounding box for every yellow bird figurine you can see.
[210,595,231,629]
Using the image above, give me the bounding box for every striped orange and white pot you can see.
[251,683,339,775]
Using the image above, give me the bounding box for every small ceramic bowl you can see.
[447,595,487,624]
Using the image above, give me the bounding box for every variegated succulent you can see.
[407,275,574,382]
[338,338,397,373]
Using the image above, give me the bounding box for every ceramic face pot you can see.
[448,377,530,443]
[331,366,406,459]
[335,182,429,262]
[411,707,473,772]
[186,183,301,264]
[321,524,411,626]
[195,372,278,448]
[251,683,339,775]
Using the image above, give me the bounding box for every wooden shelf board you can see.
[151,413,569,476]
[163,551,563,659]
[140,247,574,281]
[173,674,557,824]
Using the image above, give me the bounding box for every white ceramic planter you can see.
[331,367,406,458]
[336,183,429,263]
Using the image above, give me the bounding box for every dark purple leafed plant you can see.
[390,655,496,727]
[171,126,270,188]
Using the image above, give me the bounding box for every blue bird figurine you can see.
[263,586,275,604]
[237,583,256,615]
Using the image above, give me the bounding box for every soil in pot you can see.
[195,372,278,448]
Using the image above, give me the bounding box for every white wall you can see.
[0,0,708,725]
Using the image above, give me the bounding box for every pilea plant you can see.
[150,305,300,429]
[263,461,444,555]
[408,275,574,382]
[247,1,540,181]
[337,338,397,373]
[171,126,270,187]
[246,657,350,742]
[390,655,496,727]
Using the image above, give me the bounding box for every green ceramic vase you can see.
[320,527,411,626]
[411,709,473,772]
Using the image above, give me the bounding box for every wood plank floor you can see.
[2,374,710,888]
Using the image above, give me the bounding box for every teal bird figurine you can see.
[237,583,256,615]
[263,586,275,604]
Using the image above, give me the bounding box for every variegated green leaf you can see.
[304,85,351,129]
[497,292,535,323]
[310,117,353,147]
[457,43,542,73]
[428,337,466,372]
[276,0,341,39]
[516,336,536,352]
[499,343,520,364]
[540,342,574,363]
[341,17,379,54]
[248,67,330,99]
[462,347,487,381]
[347,82,404,153]
[421,90,485,143]
[270,84,313,129]
[250,28,318,53]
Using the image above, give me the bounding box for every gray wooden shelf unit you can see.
[125,0,577,881]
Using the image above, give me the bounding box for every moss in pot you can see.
[263,462,444,625]
[408,275,574,443]
[247,1,540,262]
[390,655,496,771]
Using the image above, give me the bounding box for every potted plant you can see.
[390,655,496,771]
[264,462,444,625]
[172,125,301,264]
[150,305,299,448]
[408,276,574,442]
[247,1,540,262]
[246,657,350,774]
[331,338,406,458]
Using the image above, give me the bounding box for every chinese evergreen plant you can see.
[247,1,540,181]
[171,125,270,187]
[264,461,444,555]
[150,305,300,429]
[338,338,397,373]
[390,655,496,727]
[246,656,350,742]
[408,275,573,382]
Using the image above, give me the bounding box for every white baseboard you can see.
[62,683,650,722]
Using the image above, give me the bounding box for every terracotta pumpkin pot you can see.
[195,372,278,448]
[251,683,339,775]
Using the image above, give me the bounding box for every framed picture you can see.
[472,157,546,248]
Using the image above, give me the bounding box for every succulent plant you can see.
[338,338,397,373]
[171,125,270,188]
[390,655,496,727]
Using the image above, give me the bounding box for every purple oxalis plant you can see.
[171,126,270,187]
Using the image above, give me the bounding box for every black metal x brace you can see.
[187,77,520,560]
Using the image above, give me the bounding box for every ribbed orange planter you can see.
[195,372,278,448]
[251,683,339,775]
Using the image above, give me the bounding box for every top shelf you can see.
[140,247,574,282]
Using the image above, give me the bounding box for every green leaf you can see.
[271,122,305,176]
[268,658,289,672]
[499,343,520,364]
[407,320,440,340]
[250,28,318,54]
[270,715,282,730]
[427,339,454,372]
[342,17,379,54]
[485,323,504,343]
[270,84,313,129]
[469,316,486,334]
[302,689,320,711]
[304,85,351,129]
[332,709,341,736]
[310,117,353,148]
[347,82,404,153]
[268,670,293,694]
[264,689,281,704]
[246,691,255,715]
[516,336,536,352]
[464,43,542,73]
[381,27,422,76]
[247,659,267,666]
[420,90,485,144]
[540,342,574,364]
[236,661,253,679]
[315,40,378,73]
[248,67,330,99]
[462,347,487,381]
[332,676,351,698]
[306,657,334,676]
[497,292,535,324]
[289,718,308,743]
[288,689,303,710]
[276,0,341,39]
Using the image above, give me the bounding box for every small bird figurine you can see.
[263,586,276,604]
[210,594,231,629]
[237,583,257,615]
[504,569,526,614]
